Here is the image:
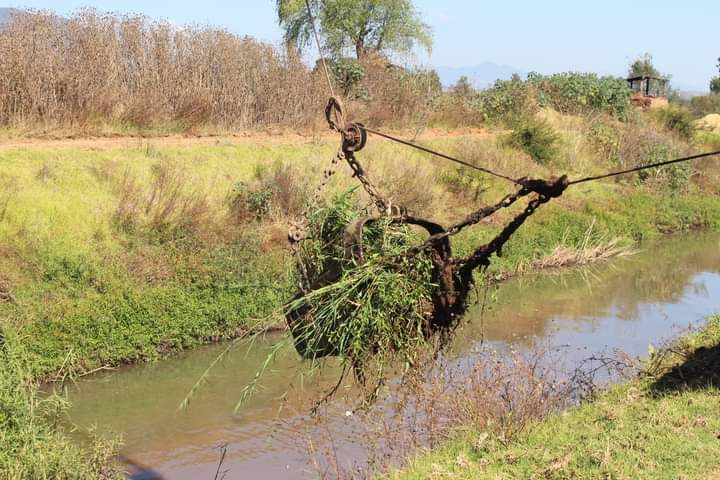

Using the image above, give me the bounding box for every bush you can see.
[653,107,695,140]
[439,167,488,201]
[528,72,633,119]
[638,142,690,192]
[586,118,622,163]
[331,58,367,99]
[476,72,632,124]
[504,117,560,164]
[687,94,720,118]
[113,162,213,242]
[227,162,310,222]
[477,74,537,122]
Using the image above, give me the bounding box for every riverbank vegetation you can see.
[391,315,720,479]
[1,7,720,478]
[1,120,719,476]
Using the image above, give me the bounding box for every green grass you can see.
[390,316,720,479]
[0,336,119,479]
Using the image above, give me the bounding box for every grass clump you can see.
[503,117,560,164]
[0,336,119,479]
[652,106,695,140]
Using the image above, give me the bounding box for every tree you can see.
[452,76,475,99]
[277,0,432,60]
[628,53,668,79]
[711,57,720,94]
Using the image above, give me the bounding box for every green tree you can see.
[277,0,432,60]
[628,53,668,80]
[710,57,720,94]
[452,76,475,99]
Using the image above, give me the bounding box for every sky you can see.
[7,0,719,91]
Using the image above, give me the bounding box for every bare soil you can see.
[0,127,490,151]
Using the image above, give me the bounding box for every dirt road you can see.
[0,127,489,151]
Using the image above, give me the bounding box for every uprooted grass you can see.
[288,190,436,376]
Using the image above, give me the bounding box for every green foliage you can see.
[476,74,535,122]
[332,57,367,98]
[711,77,720,94]
[439,167,487,201]
[638,142,690,192]
[0,338,119,479]
[230,181,277,220]
[688,94,720,118]
[695,130,720,149]
[586,118,622,162]
[277,0,432,60]
[628,52,668,80]
[711,57,720,94]
[289,190,435,374]
[528,72,633,119]
[653,106,695,140]
[228,161,309,221]
[477,73,631,122]
[503,117,560,164]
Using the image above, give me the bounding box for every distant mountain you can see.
[0,7,22,25]
[436,62,527,90]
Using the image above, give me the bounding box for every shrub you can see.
[476,73,632,124]
[439,167,487,201]
[615,125,690,192]
[586,118,622,163]
[504,117,560,164]
[331,58,367,99]
[528,72,633,119]
[227,162,310,222]
[638,142,690,192]
[687,94,720,118]
[477,74,537,122]
[653,107,695,140]
[113,162,213,241]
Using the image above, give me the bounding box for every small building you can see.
[627,75,668,108]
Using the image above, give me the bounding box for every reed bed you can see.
[0,9,322,130]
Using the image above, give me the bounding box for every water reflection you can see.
[58,233,720,479]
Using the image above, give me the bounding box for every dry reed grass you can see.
[531,238,631,270]
[303,343,608,479]
[0,10,462,134]
[112,161,216,243]
[0,174,19,222]
[0,9,323,131]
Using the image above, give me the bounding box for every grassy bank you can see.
[391,315,720,479]
[0,336,119,479]
[1,136,719,380]
[1,119,719,477]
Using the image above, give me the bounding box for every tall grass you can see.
[0,9,322,130]
[0,10,458,133]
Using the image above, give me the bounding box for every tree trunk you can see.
[355,37,366,60]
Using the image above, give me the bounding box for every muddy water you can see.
[58,233,720,479]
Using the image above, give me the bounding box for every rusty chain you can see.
[289,97,573,294]
[288,97,393,292]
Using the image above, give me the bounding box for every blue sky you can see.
[8,0,718,90]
